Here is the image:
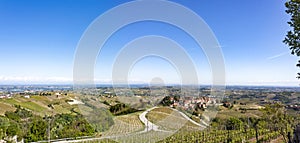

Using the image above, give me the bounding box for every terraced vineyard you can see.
[146,107,174,123]
[102,113,144,137]
[0,94,78,116]
[146,107,201,131]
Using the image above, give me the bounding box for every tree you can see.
[51,114,96,139]
[160,96,173,106]
[6,121,21,137]
[25,117,47,142]
[226,117,243,130]
[0,116,10,138]
[4,106,32,122]
[109,103,139,115]
[5,111,20,122]
[284,0,300,78]
[86,108,114,132]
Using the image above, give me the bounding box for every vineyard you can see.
[98,107,200,143]
[100,111,175,143]
[89,105,290,143]
[146,107,193,131]
[80,125,282,143]
[158,128,282,143]
[102,113,144,137]
[143,107,283,143]
[0,93,297,143]
[0,94,80,116]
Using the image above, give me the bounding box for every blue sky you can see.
[0,0,298,86]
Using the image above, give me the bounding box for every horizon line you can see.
[0,83,298,88]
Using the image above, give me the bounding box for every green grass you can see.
[0,98,48,116]
[1,98,19,105]
[216,105,263,119]
[31,96,52,104]
[19,101,47,112]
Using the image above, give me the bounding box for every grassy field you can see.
[0,98,47,115]
[216,104,263,119]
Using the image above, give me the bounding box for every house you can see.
[0,94,11,99]
[67,98,84,105]
[55,92,61,98]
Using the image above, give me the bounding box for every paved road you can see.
[138,107,159,132]
[138,107,172,133]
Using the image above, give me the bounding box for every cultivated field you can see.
[102,112,144,137]
[0,94,79,116]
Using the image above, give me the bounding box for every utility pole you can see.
[48,116,51,143]
[48,111,54,143]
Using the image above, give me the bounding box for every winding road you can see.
[138,107,172,133]
[138,107,159,132]
[52,106,206,142]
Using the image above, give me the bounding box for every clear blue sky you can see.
[0,0,298,86]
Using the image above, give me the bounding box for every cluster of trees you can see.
[160,95,180,106]
[0,105,112,142]
[284,0,300,78]
[48,114,95,139]
[39,92,52,96]
[85,108,114,132]
[0,105,47,142]
[109,103,140,115]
